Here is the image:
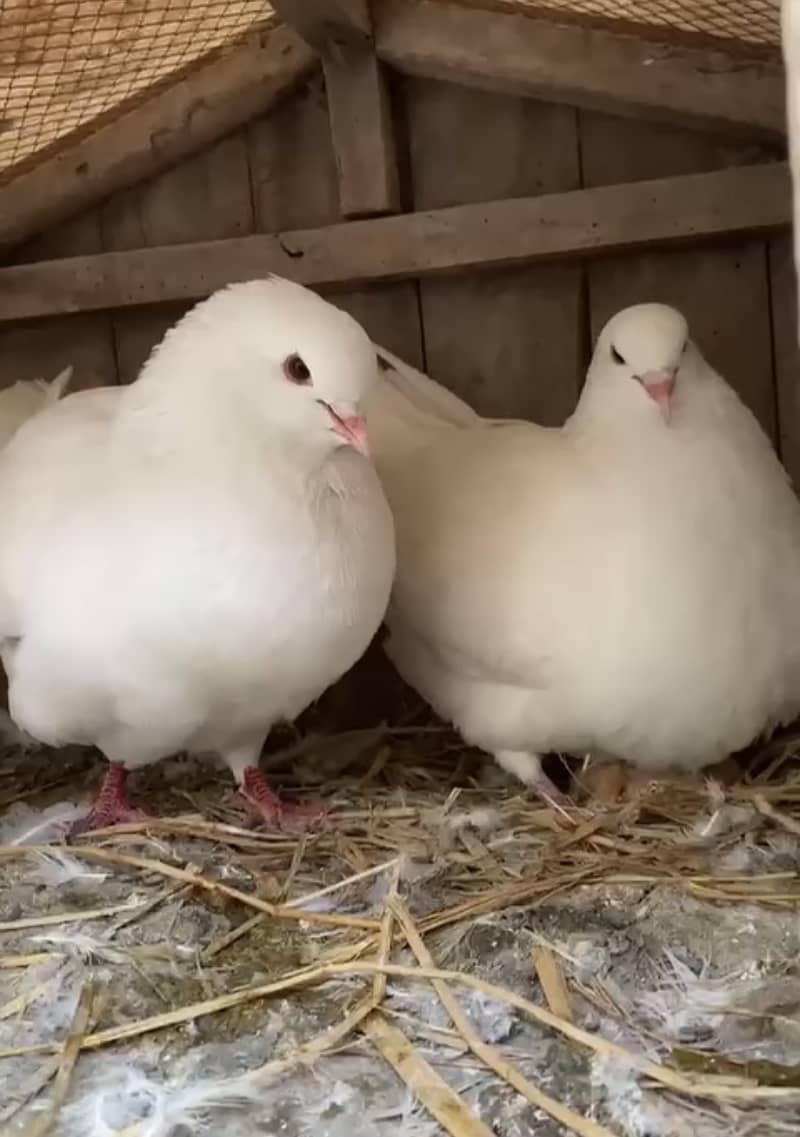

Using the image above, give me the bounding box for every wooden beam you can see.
[0,26,317,251]
[0,162,789,322]
[270,0,372,58]
[374,0,786,140]
[324,51,401,217]
[272,0,400,217]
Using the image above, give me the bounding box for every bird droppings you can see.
[1,731,800,1137]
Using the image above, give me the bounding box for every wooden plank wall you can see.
[0,73,795,482]
[101,132,254,383]
[248,75,423,365]
[404,79,584,425]
[0,214,116,391]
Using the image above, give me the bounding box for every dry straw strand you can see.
[0,844,379,932]
[6,956,800,1102]
[18,983,94,1137]
[361,865,493,1137]
[532,944,573,1023]
[389,896,617,1137]
[364,1014,495,1137]
[753,793,800,837]
[0,898,143,933]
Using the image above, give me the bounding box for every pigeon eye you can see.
[283,354,311,385]
[611,346,625,366]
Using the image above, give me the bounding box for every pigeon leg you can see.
[68,762,146,838]
[493,749,572,814]
[226,743,327,830]
[240,767,327,829]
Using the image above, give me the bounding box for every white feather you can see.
[28,848,109,885]
[634,951,793,1052]
[589,1050,718,1137]
[301,1082,438,1137]
[293,894,342,914]
[385,981,515,1045]
[0,366,72,450]
[446,807,502,834]
[688,803,759,842]
[716,842,758,873]
[590,1054,651,1137]
[36,931,195,974]
[0,801,85,845]
[365,1091,440,1137]
[0,957,85,1043]
[61,1067,265,1137]
[48,365,74,401]
[366,304,800,780]
[460,987,516,1044]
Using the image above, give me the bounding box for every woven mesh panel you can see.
[0,0,782,181]
[0,0,273,178]
[509,0,780,50]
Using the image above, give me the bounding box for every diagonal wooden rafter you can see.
[374,0,787,141]
[0,162,789,322]
[0,25,317,253]
[271,0,400,217]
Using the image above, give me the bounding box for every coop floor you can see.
[1,733,800,1137]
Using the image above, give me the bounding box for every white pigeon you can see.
[0,278,395,833]
[0,365,72,752]
[366,303,800,803]
[0,366,72,449]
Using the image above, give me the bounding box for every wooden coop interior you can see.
[5,8,800,1136]
[0,0,796,727]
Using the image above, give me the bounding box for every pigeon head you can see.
[141,278,379,456]
[589,303,691,423]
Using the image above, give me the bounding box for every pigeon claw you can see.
[66,761,148,840]
[240,767,328,832]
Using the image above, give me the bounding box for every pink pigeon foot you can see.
[240,766,327,831]
[68,762,147,839]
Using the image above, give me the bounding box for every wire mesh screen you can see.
[0,0,273,180]
[509,0,781,51]
[0,0,784,185]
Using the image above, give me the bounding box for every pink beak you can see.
[640,369,676,420]
[324,404,369,456]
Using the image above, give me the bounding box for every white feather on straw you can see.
[61,1067,269,1137]
[28,931,190,974]
[0,801,85,846]
[29,849,109,886]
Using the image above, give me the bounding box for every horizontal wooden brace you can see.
[0,162,790,322]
